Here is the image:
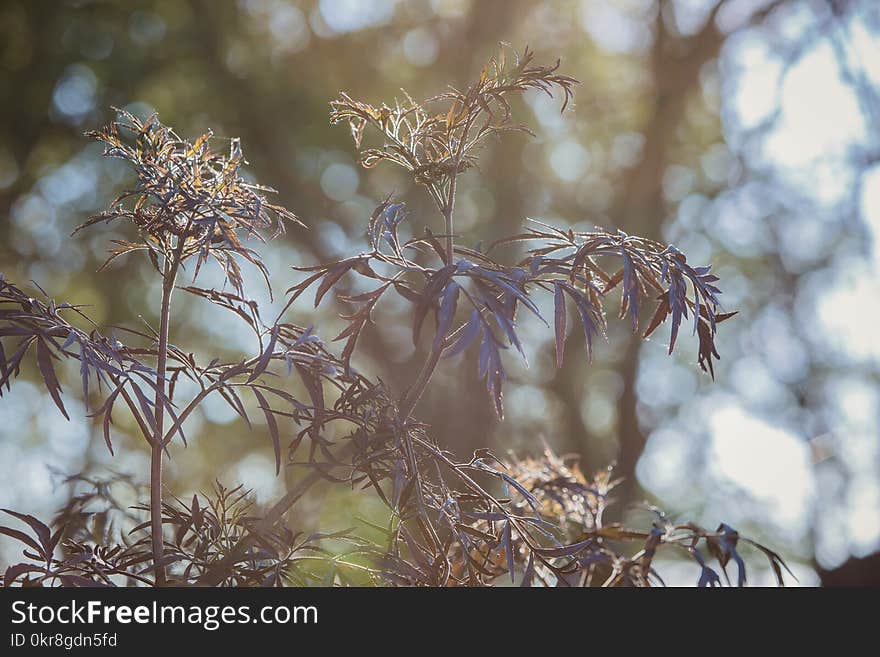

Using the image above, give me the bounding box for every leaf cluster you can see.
[2,481,361,587]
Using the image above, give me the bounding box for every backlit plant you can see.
[0,47,789,587]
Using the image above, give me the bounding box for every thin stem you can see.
[399,169,461,416]
[443,174,457,265]
[150,243,183,586]
[440,113,475,265]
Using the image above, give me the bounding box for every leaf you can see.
[248,324,279,383]
[0,526,45,559]
[97,383,125,456]
[620,251,640,332]
[423,228,448,263]
[79,357,91,411]
[252,388,282,476]
[520,552,535,587]
[473,266,543,322]
[561,284,601,361]
[697,315,721,380]
[1,508,55,560]
[314,261,354,308]
[502,521,515,583]
[496,472,542,516]
[61,330,77,351]
[601,268,624,294]
[473,280,524,358]
[294,364,325,435]
[4,562,45,586]
[454,523,497,543]
[412,265,453,346]
[553,282,566,368]
[128,379,158,437]
[698,566,721,587]
[744,538,797,587]
[179,286,259,331]
[643,293,670,342]
[442,309,481,359]
[35,338,69,420]
[217,385,252,429]
[534,537,595,558]
[477,331,506,419]
[130,370,187,447]
[433,282,460,353]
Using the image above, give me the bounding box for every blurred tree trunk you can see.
[552,2,726,510]
[614,6,727,509]
[820,552,880,586]
[0,1,76,250]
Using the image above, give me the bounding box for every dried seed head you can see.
[331,45,578,190]
[78,108,301,293]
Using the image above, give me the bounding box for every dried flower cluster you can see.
[331,46,575,189]
[79,108,300,294]
[1,47,787,587]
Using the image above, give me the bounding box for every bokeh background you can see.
[1,0,879,586]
